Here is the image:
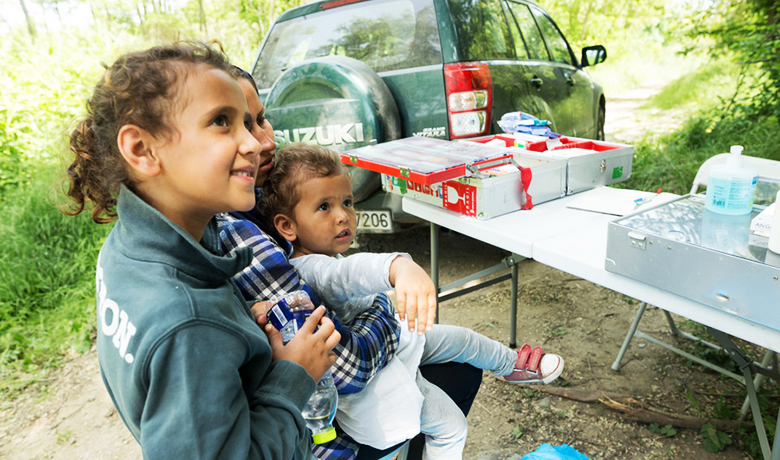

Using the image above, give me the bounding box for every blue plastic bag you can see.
[519,443,590,460]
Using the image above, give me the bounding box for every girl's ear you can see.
[117,125,161,177]
[274,214,298,242]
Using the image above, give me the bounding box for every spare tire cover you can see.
[264,56,402,202]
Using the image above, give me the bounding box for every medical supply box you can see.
[605,194,780,331]
[341,136,633,219]
[514,135,635,194]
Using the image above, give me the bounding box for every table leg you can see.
[611,301,647,371]
[772,403,780,460]
[709,328,774,460]
[510,260,518,349]
[740,350,776,419]
[430,223,439,324]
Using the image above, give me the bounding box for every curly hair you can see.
[258,143,349,226]
[64,41,231,223]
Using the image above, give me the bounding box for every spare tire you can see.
[264,56,402,202]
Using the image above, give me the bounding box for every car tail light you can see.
[444,62,492,139]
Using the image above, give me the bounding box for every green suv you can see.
[251,0,607,232]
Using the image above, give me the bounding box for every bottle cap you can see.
[312,426,337,444]
[726,145,744,168]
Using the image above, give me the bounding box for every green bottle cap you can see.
[312,426,337,444]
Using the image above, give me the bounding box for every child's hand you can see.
[264,305,341,381]
[389,257,437,335]
[251,301,272,326]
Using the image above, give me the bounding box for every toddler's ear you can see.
[274,214,297,242]
[117,125,161,177]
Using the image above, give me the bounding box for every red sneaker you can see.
[503,343,564,384]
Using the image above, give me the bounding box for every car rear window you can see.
[253,0,442,89]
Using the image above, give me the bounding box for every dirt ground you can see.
[0,82,771,459]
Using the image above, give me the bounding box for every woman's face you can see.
[238,78,276,187]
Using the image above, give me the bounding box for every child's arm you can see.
[265,305,341,379]
[388,256,437,335]
[291,252,405,323]
[220,214,400,393]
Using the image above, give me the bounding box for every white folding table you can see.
[402,187,780,460]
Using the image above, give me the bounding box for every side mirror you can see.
[581,45,607,68]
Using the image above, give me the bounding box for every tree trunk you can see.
[267,0,275,33]
[579,0,595,45]
[198,0,207,33]
[136,3,145,26]
[53,0,63,25]
[18,0,36,41]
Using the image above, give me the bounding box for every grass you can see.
[602,50,780,195]
[643,55,742,112]
[0,163,112,396]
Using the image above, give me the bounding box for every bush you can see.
[0,164,111,395]
[619,105,780,195]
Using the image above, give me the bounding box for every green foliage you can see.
[616,104,780,194]
[713,398,736,420]
[540,0,677,53]
[0,3,286,395]
[700,423,732,452]
[648,423,677,437]
[679,0,780,119]
[0,165,111,396]
[646,56,742,111]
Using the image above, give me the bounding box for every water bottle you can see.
[267,291,338,444]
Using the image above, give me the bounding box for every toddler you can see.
[260,142,564,460]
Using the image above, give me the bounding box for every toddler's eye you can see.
[212,115,229,127]
[318,203,330,212]
[344,199,353,208]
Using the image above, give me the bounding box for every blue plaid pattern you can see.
[217,212,400,460]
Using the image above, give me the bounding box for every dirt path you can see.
[0,80,759,460]
[604,80,685,144]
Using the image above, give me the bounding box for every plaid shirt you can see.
[217,206,400,460]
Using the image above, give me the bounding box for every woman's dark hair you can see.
[228,65,259,94]
[64,41,231,223]
[259,143,349,225]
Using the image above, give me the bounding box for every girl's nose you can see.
[240,128,262,158]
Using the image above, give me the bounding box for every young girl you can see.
[64,42,340,460]
[260,143,565,460]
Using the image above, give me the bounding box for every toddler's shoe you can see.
[503,343,564,385]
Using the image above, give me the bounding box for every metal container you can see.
[519,136,634,194]
[605,194,780,331]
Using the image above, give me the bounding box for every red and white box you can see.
[342,137,566,219]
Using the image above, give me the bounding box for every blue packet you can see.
[519,443,590,460]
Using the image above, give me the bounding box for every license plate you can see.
[355,210,394,233]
